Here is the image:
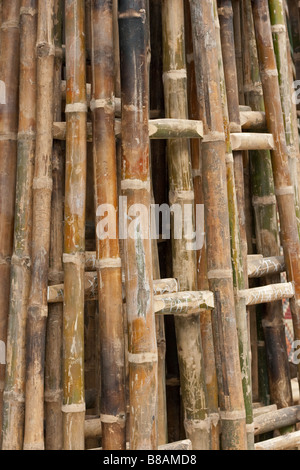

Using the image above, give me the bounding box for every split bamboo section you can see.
[1,0,300,452]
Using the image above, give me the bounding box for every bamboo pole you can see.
[1,0,36,450]
[91,0,126,450]
[189,0,247,450]
[119,0,158,450]
[0,1,21,437]
[44,0,64,450]
[269,0,300,236]
[247,256,285,278]
[22,0,55,451]
[255,430,300,450]
[254,405,300,435]
[62,0,87,450]
[184,0,220,450]
[162,0,211,450]
[216,1,253,449]
[251,0,300,397]
[244,0,293,411]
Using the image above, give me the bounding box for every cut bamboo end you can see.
[239,110,266,130]
[230,132,275,151]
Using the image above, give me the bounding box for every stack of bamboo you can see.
[0,0,300,451]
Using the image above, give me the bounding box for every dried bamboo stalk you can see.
[216,0,253,449]
[91,0,126,450]
[1,0,36,450]
[44,0,63,450]
[255,430,300,450]
[0,1,21,438]
[239,111,266,130]
[244,0,292,411]
[251,0,300,396]
[119,0,158,450]
[190,0,247,450]
[184,0,220,449]
[239,282,294,305]
[230,133,274,151]
[254,405,300,435]
[247,256,285,278]
[162,0,210,450]
[23,0,55,450]
[62,0,87,450]
[269,0,300,235]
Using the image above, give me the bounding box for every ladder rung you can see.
[247,255,285,278]
[239,282,294,306]
[230,132,275,151]
[255,430,300,450]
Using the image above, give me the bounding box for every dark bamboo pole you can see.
[91,0,126,451]
[44,0,64,450]
[251,0,300,394]
[189,0,247,450]
[119,0,158,450]
[62,0,87,450]
[1,0,36,450]
[162,0,211,450]
[184,0,220,450]
[23,0,55,450]
[217,0,254,449]
[0,1,21,436]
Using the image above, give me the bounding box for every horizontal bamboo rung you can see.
[252,404,278,418]
[230,133,275,151]
[254,405,300,436]
[247,255,285,278]
[239,282,294,305]
[255,430,300,450]
[238,110,266,130]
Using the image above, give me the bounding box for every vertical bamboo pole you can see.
[119,0,158,450]
[217,0,254,449]
[91,0,126,451]
[149,0,168,446]
[189,0,247,450]
[1,0,36,450]
[23,0,55,450]
[251,0,300,395]
[161,0,211,450]
[63,0,87,450]
[244,0,293,411]
[184,0,220,450]
[269,0,300,235]
[44,0,64,450]
[0,1,21,436]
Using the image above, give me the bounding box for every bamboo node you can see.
[61,403,86,413]
[118,8,146,23]
[96,257,122,269]
[3,389,25,403]
[219,409,246,421]
[210,412,220,427]
[246,423,255,433]
[65,103,87,113]
[1,20,20,30]
[162,69,187,82]
[207,269,232,280]
[261,68,278,78]
[225,152,234,164]
[63,252,85,266]
[275,186,295,196]
[169,190,195,205]
[17,130,36,141]
[44,389,63,402]
[217,6,233,18]
[229,122,242,133]
[100,413,126,426]
[121,179,150,192]
[127,352,158,364]
[0,255,11,266]
[252,194,276,206]
[90,98,114,112]
[11,254,31,269]
[20,6,38,16]
[184,417,211,432]
[0,132,18,141]
[202,131,225,143]
[32,176,53,191]
[36,42,55,58]
[271,24,286,34]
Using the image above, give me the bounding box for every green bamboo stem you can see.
[253,0,299,408]
[0,1,21,439]
[44,0,63,450]
[63,0,87,450]
[119,0,158,450]
[184,0,220,450]
[1,0,36,450]
[23,0,55,450]
[190,0,247,450]
[162,0,211,450]
[91,0,126,450]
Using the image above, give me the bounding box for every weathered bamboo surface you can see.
[1,0,300,452]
